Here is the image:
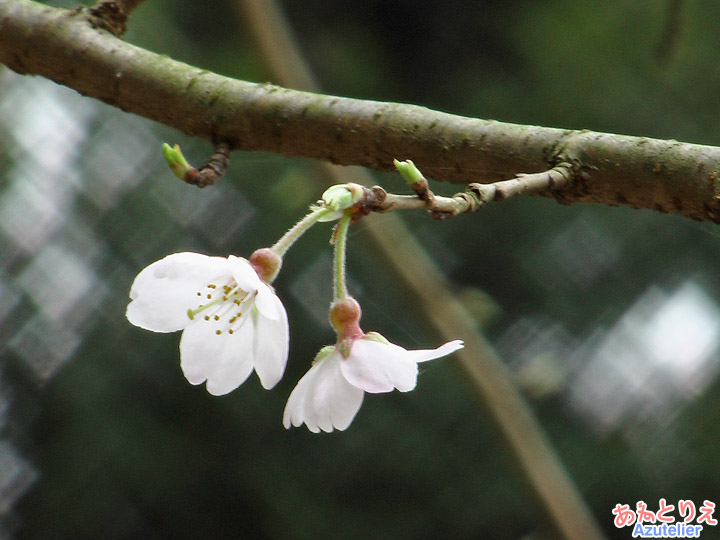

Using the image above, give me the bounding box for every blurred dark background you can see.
[1,0,719,538]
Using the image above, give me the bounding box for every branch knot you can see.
[86,2,128,37]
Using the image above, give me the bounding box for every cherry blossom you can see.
[126,252,289,395]
[283,333,464,433]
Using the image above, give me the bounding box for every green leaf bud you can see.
[321,183,364,212]
[393,159,425,186]
[162,143,192,180]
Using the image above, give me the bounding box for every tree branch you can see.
[2,0,720,223]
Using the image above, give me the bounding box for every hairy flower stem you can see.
[333,213,352,301]
[271,206,332,257]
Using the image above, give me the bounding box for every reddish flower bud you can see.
[329,298,364,342]
[249,248,282,283]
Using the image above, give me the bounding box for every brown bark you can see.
[2,0,720,222]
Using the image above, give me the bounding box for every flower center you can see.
[186,278,256,335]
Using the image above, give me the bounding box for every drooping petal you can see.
[339,339,420,393]
[179,314,255,396]
[283,352,364,433]
[252,298,290,389]
[254,283,282,320]
[127,252,231,332]
[403,339,465,363]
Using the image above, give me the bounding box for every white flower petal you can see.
[339,339,419,393]
[179,315,255,396]
[403,339,465,363]
[254,283,282,320]
[252,297,290,389]
[227,255,262,289]
[127,252,231,332]
[283,352,364,433]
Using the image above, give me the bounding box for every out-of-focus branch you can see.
[3,0,720,223]
[234,1,606,539]
[655,0,685,64]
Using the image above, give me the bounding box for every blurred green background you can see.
[1,0,720,538]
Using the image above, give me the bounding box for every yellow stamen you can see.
[186,279,252,326]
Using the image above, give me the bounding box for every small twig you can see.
[360,187,473,218]
[469,162,575,203]
[183,142,231,188]
[359,163,575,220]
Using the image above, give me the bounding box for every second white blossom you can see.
[283,332,464,433]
